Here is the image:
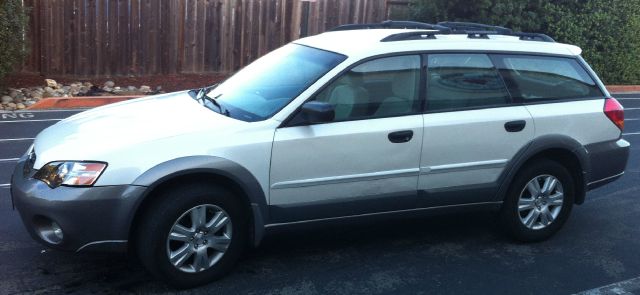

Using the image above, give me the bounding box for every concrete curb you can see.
[26,95,144,110]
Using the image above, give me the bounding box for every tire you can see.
[136,183,248,289]
[500,159,575,242]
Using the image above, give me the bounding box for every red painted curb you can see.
[27,95,144,110]
[607,85,640,94]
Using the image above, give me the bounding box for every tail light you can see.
[604,97,624,131]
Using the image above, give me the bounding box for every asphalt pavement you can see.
[0,96,639,295]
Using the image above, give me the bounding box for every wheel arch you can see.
[127,156,268,250]
[497,135,590,205]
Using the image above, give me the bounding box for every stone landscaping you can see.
[0,79,163,111]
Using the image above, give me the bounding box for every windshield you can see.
[205,44,346,122]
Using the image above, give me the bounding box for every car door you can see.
[269,55,424,223]
[418,53,534,206]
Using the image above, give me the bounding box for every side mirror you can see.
[300,101,335,124]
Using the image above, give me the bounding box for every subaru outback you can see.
[11,21,629,288]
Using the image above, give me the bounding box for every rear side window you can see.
[427,54,510,111]
[492,55,603,101]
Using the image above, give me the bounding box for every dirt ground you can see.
[3,73,229,92]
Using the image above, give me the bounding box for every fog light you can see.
[34,217,64,245]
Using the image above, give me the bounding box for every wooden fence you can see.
[22,0,406,77]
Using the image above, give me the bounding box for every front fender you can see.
[131,156,268,246]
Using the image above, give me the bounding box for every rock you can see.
[62,86,71,92]
[156,86,163,91]
[140,85,151,93]
[43,91,56,98]
[45,79,58,88]
[104,81,115,88]
[83,82,93,87]
[1,96,12,104]
[44,86,54,93]
[102,86,113,92]
[114,86,121,90]
[7,102,17,109]
[16,103,25,110]
[14,97,23,104]
[127,86,136,91]
[9,90,19,98]
[31,91,43,99]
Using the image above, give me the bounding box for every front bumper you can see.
[11,158,146,252]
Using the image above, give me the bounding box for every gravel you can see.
[0,79,164,111]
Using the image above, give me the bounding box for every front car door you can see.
[269,55,425,223]
[418,53,534,207]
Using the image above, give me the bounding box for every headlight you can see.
[34,161,107,188]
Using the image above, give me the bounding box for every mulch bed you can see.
[3,73,229,92]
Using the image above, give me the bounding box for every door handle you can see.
[504,120,526,132]
[388,130,414,143]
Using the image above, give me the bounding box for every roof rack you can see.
[329,20,450,32]
[329,20,555,43]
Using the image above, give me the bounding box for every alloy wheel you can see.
[517,174,564,230]
[165,204,233,273]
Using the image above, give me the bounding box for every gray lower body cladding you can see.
[585,138,630,189]
[11,158,145,252]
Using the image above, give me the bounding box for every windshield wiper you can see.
[189,84,230,117]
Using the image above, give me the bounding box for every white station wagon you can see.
[11,21,629,288]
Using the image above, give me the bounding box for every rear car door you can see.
[418,53,534,206]
[269,55,424,223]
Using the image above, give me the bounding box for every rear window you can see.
[492,55,603,101]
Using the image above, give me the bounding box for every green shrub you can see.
[0,0,29,86]
[409,0,640,84]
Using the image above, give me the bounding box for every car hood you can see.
[33,91,247,168]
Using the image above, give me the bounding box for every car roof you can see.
[294,29,582,58]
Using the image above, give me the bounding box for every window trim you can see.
[280,50,607,126]
[280,52,427,128]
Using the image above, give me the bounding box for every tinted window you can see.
[311,55,421,122]
[427,54,510,111]
[492,55,603,101]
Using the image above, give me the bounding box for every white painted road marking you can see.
[575,276,640,295]
[623,132,640,136]
[0,158,19,163]
[0,119,63,123]
[0,138,35,142]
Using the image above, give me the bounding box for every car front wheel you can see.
[136,183,248,289]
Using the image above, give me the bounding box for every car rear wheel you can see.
[136,183,248,289]
[500,159,575,242]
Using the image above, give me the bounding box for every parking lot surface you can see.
[1,96,639,295]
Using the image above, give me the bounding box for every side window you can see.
[312,55,421,122]
[492,54,603,101]
[426,54,510,111]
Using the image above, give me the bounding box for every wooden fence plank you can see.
[21,0,398,76]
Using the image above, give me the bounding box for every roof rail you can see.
[329,20,450,32]
[436,21,513,34]
[437,21,555,42]
[329,20,556,43]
